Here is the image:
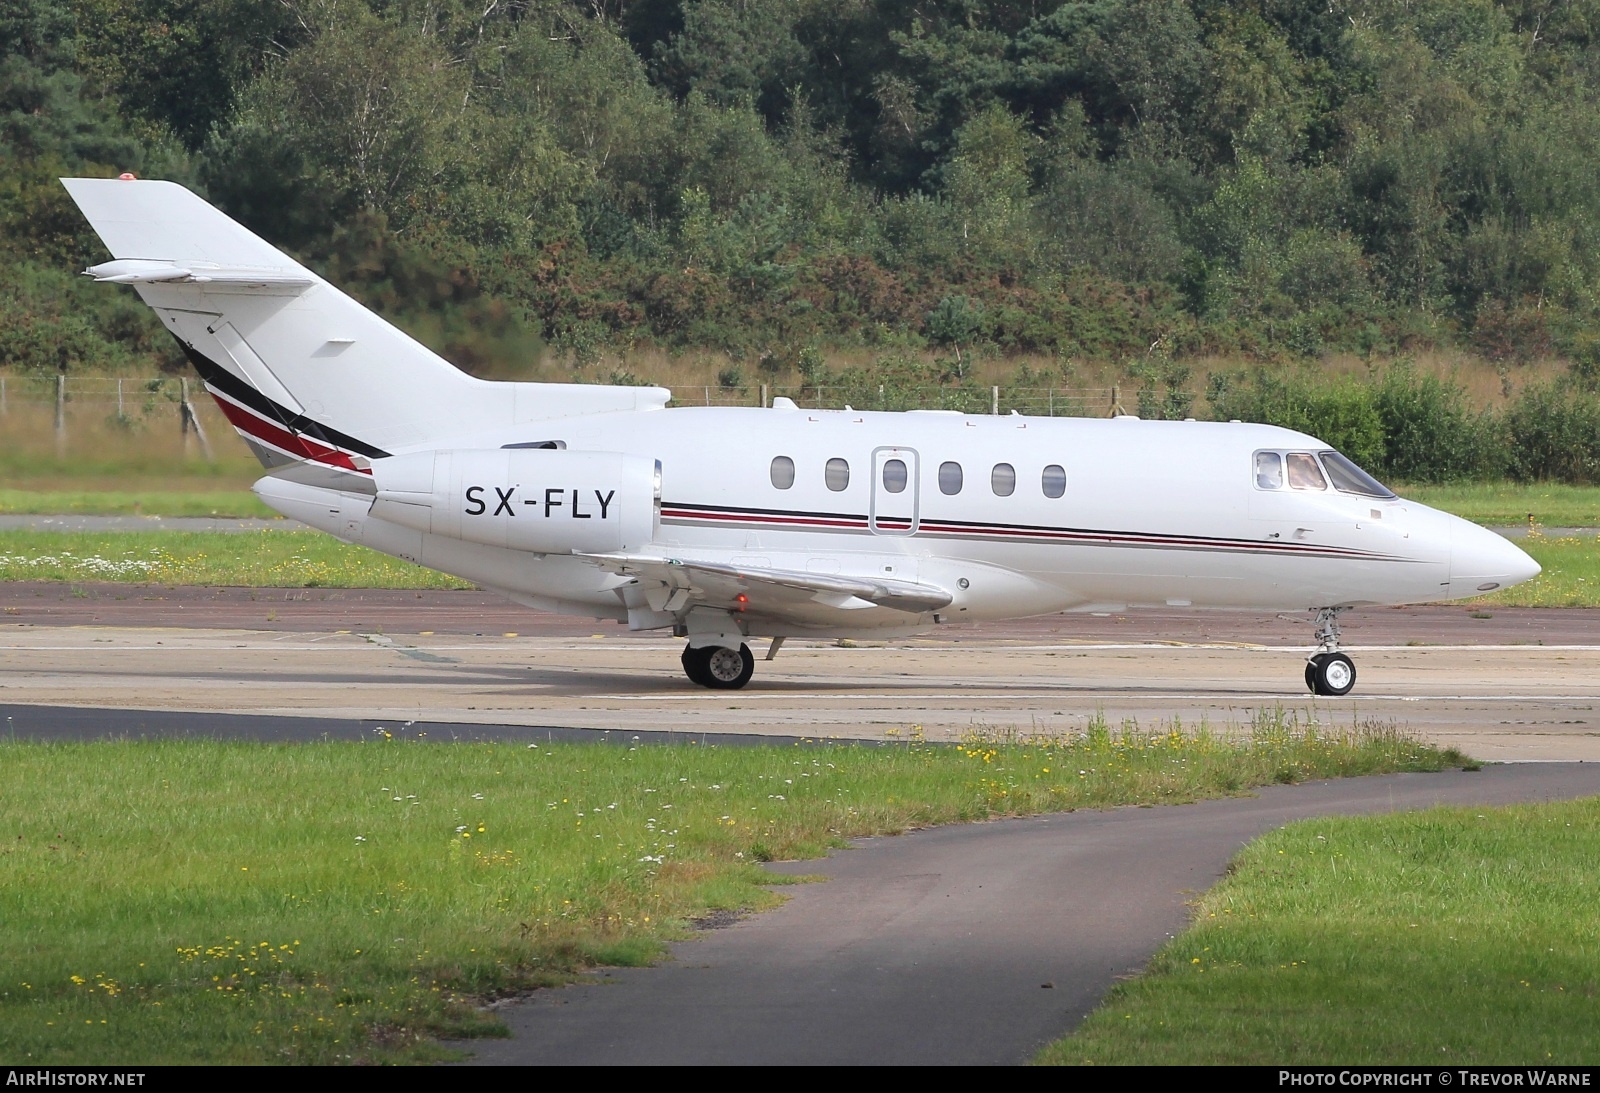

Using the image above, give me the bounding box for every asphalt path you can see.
[5,586,1600,758]
[0,703,811,748]
[456,763,1600,1066]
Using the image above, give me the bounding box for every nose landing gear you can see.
[1305,607,1356,696]
[682,642,755,689]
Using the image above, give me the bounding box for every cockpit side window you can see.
[1254,451,1283,490]
[1320,451,1396,498]
[1286,452,1328,490]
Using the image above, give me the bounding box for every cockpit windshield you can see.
[1253,448,1397,499]
[1319,451,1396,498]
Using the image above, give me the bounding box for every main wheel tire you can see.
[702,643,755,690]
[681,645,711,686]
[1307,652,1356,697]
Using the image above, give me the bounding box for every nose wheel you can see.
[1305,651,1356,696]
[682,642,755,690]
[1304,607,1356,696]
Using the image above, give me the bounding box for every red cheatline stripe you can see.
[209,393,370,474]
[661,506,1390,560]
[662,507,865,530]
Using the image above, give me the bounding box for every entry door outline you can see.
[870,446,920,535]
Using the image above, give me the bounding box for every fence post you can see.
[992,385,1000,415]
[0,376,6,416]
[55,374,66,457]
[116,378,124,418]
[179,377,215,462]
[760,383,768,408]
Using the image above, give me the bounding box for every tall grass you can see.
[0,394,259,481]
[0,714,1459,1064]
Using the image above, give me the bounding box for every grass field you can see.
[1399,483,1600,528]
[0,529,470,589]
[0,719,1457,1064]
[0,527,1590,606]
[1042,796,1600,1065]
[0,486,274,518]
[1477,532,1600,607]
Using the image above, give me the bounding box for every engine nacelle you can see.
[369,448,660,555]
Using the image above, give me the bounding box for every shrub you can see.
[1502,381,1600,484]
[1206,369,1385,469]
[1373,364,1504,482]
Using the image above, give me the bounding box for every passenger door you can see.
[869,446,920,535]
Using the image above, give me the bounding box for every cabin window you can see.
[825,457,850,492]
[881,458,908,494]
[1254,451,1283,490]
[1286,452,1327,491]
[1321,451,1396,498]
[991,463,1016,497]
[1041,464,1066,498]
[938,461,963,495]
[770,455,795,489]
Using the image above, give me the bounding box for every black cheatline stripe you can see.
[665,499,870,523]
[663,501,1398,560]
[175,337,390,459]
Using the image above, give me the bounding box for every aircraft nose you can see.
[1450,520,1541,594]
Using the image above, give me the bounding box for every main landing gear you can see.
[681,642,755,690]
[1305,607,1356,696]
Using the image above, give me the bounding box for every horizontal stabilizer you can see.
[62,178,309,271]
[86,259,313,289]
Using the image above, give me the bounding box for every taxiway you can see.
[1,584,1596,761]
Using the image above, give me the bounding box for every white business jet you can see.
[63,177,1540,696]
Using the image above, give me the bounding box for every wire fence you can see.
[668,384,1128,416]
[0,374,218,460]
[0,375,1131,461]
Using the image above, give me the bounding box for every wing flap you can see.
[578,553,952,616]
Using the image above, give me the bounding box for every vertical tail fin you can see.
[62,178,667,472]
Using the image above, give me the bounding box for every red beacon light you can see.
[117,172,137,181]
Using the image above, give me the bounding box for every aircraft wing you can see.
[576,552,953,617]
